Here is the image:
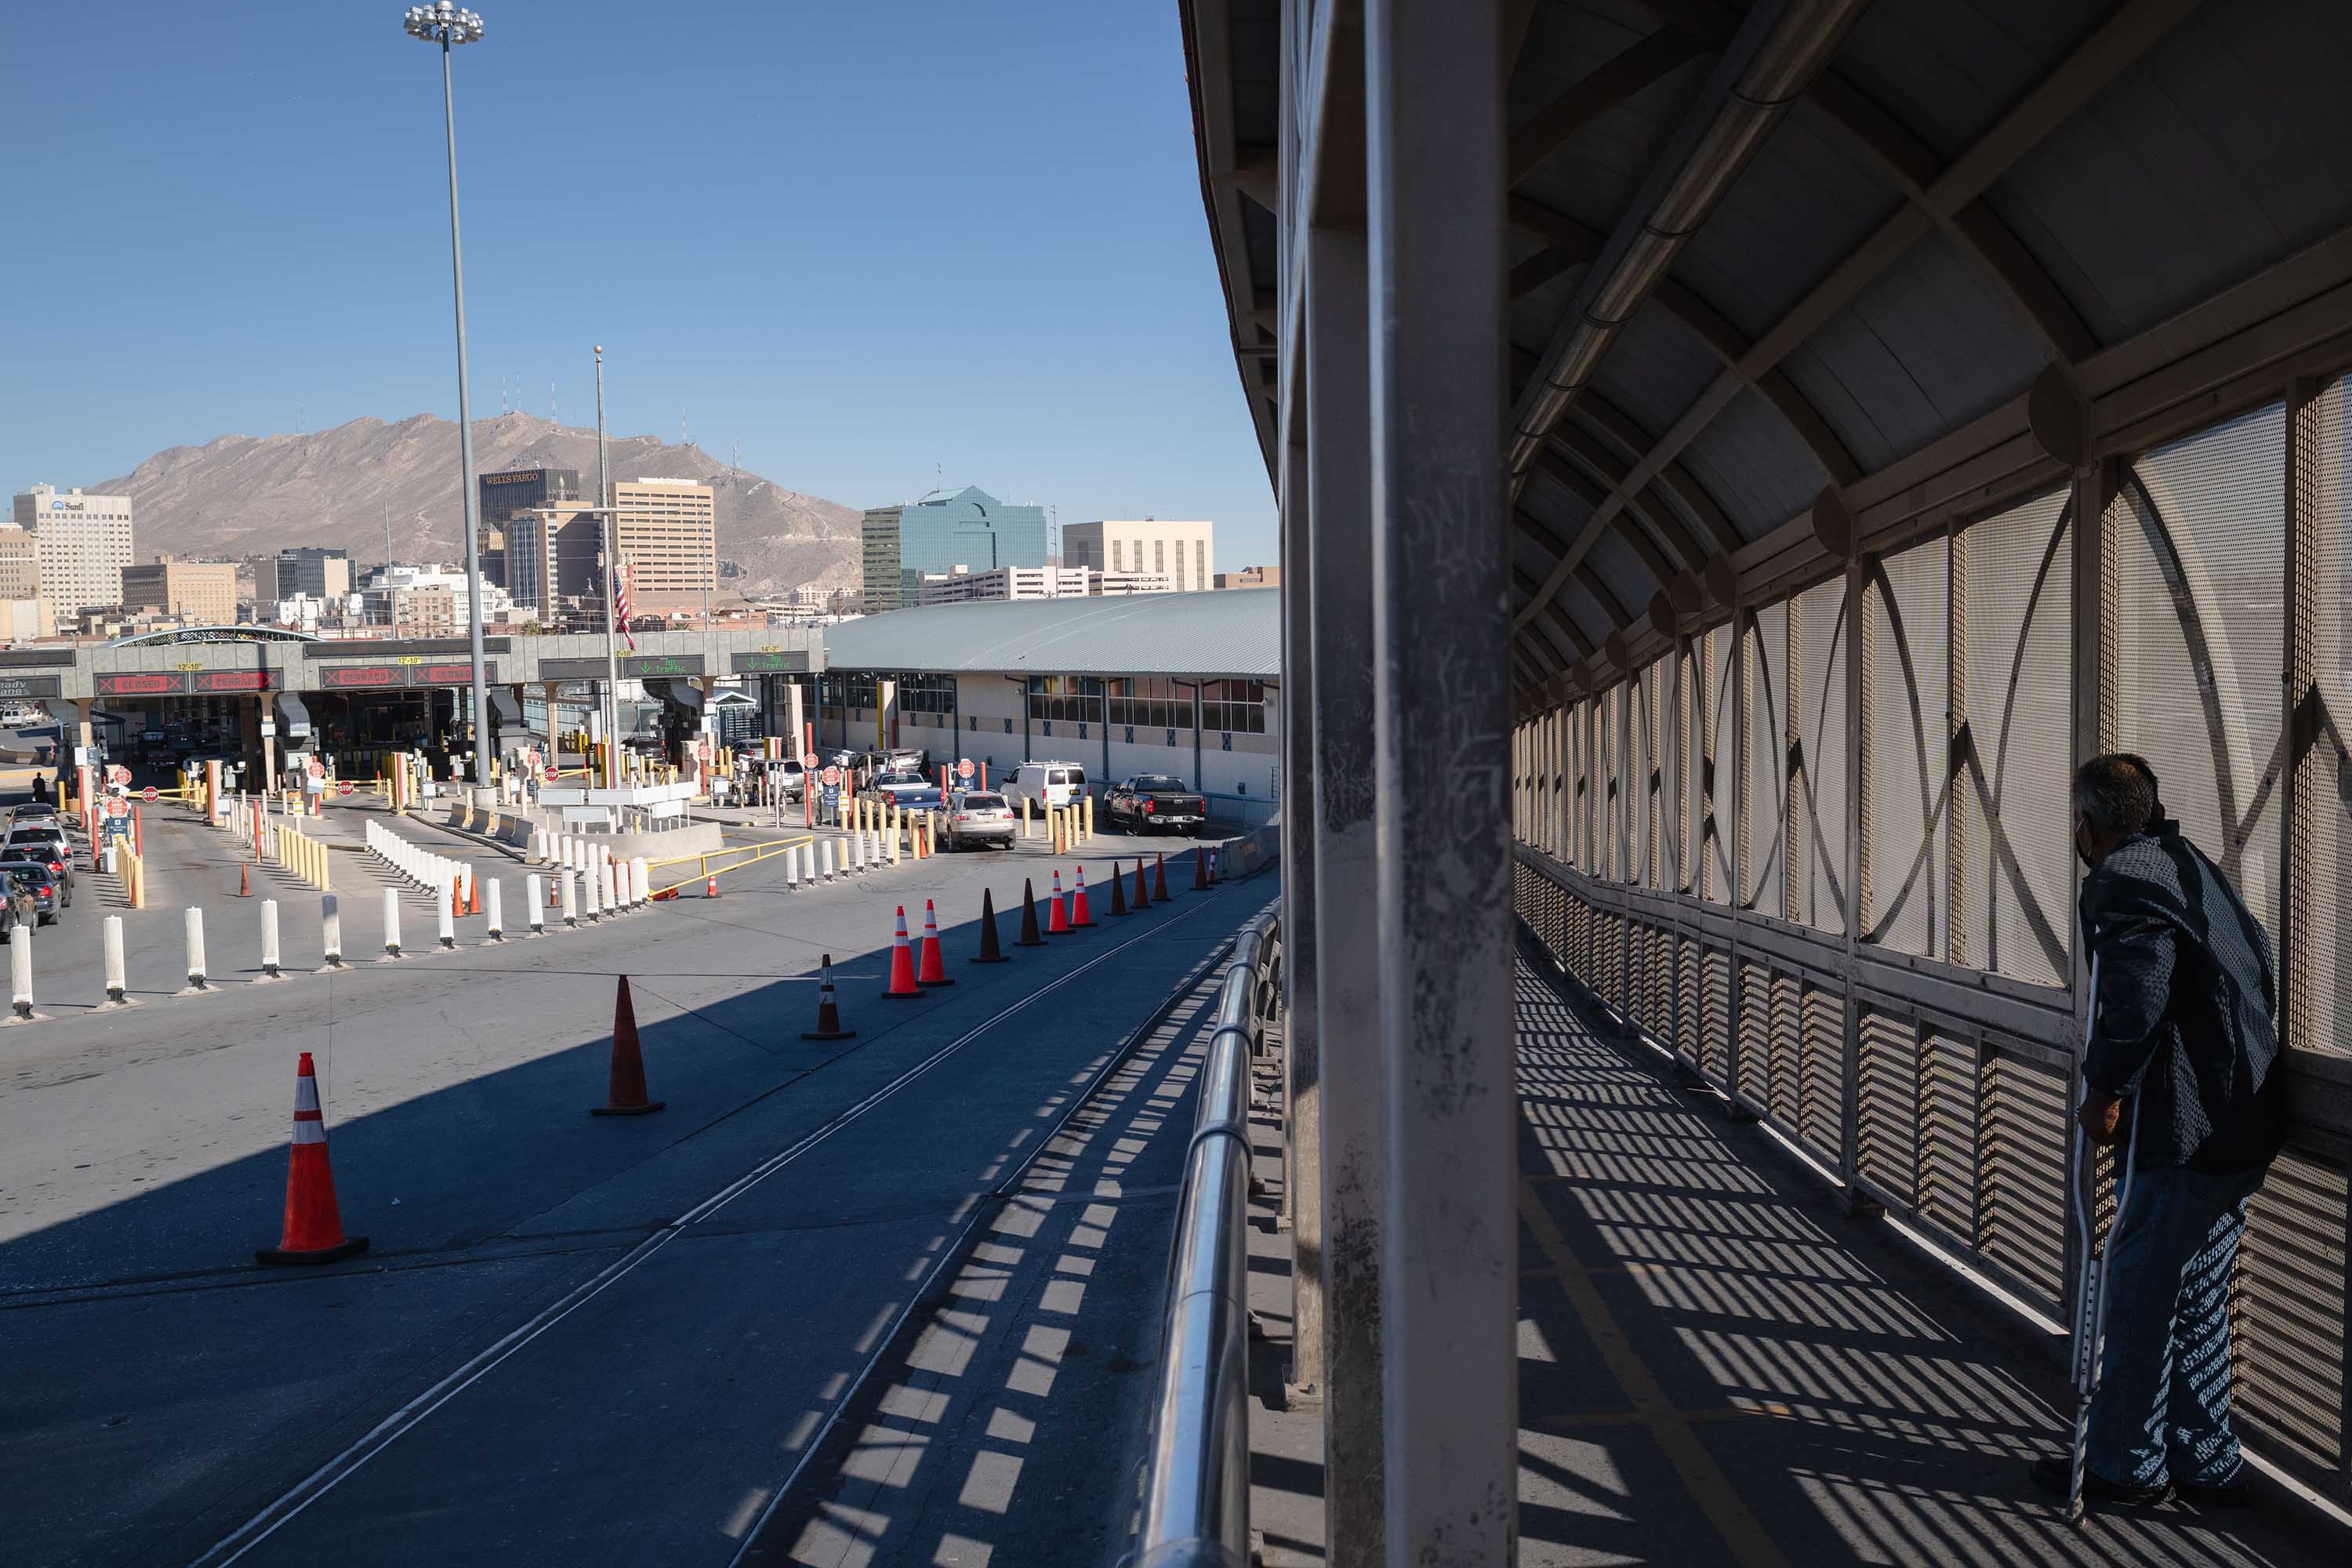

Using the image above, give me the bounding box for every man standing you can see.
[2032,755,2288,1508]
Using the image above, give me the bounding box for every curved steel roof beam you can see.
[1513,0,2204,638]
[1506,0,1871,484]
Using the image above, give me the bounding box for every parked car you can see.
[1105,775,1209,835]
[4,826,74,905]
[771,759,808,800]
[1004,760,1089,815]
[861,770,942,811]
[941,790,1016,851]
[0,859,60,927]
[9,802,62,825]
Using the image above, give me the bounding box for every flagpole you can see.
[596,345,619,789]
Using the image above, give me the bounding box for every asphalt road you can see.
[0,790,1264,1568]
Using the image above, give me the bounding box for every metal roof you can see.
[818,590,1280,679]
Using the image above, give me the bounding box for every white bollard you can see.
[103,915,128,1004]
[561,869,578,928]
[183,907,209,991]
[10,924,31,1020]
[383,887,403,958]
[786,848,800,891]
[321,892,343,968]
[485,878,504,941]
[260,898,281,980]
[437,880,457,949]
[851,833,864,875]
[583,865,602,923]
[821,837,835,881]
[601,861,619,913]
[630,857,648,908]
[527,873,545,935]
[890,826,901,866]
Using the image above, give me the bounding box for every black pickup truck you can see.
[1105,775,1209,835]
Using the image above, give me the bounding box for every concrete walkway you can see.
[1243,945,2341,1566]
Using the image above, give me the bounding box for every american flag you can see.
[613,561,637,650]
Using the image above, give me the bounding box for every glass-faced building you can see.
[861,487,1047,613]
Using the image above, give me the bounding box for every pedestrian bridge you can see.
[1177,1,2352,1563]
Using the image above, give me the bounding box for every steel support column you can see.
[1307,216,1385,1568]
[1366,1,1516,1559]
[1279,352,1326,1410]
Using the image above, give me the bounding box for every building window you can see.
[1026,674,1103,724]
[1107,675,1190,730]
[1195,541,1205,590]
[1198,679,1265,735]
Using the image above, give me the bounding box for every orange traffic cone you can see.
[1132,855,1151,909]
[801,953,856,1040]
[706,873,720,898]
[1193,845,1210,891]
[971,888,1010,964]
[452,879,465,921]
[1107,860,1129,916]
[916,898,953,986]
[882,906,923,1000]
[1046,870,1071,935]
[467,873,481,916]
[255,1052,368,1265]
[1014,878,1047,947]
[1154,852,1171,902]
[238,862,252,898]
[590,975,666,1116]
[1071,866,1094,928]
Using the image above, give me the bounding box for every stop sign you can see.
[802,751,818,768]
[307,760,325,779]
[140,786,158,804]
[543,764,558,782]
[958,758,975,779]
[822,766,840,786]
[107,797,129,819]
[338,781,354,797]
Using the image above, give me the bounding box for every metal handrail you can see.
[1134,905,1279,1568]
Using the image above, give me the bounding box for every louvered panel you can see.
[1798,982,1844,1163]
[1632,922,1656,1034]
[1857,1007,1920,1207]
[1769,972,1802,1133]
[1702,947,1733,1083]
[1918,1026,1978,1249]
[1976,1050,2068,1312]
[2234,1150,2347,1487]
[1737,960,1770,1109]
[1675,935,1701,1069]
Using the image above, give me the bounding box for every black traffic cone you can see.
[800,953,857,1040]
[1107,859,1130,916]
[971,889,1010,963]
[1014,877,1047,947]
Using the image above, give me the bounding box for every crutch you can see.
[2067,953,2140,1523]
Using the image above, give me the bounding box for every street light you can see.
[402,2,493,787]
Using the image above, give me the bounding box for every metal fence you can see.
[1512,380,2352,1504]
[1134,906,1280,1568]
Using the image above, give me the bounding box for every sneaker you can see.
[2030,1455,2172,1507]
[2175,1475,2252,1508]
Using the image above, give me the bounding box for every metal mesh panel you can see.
[1976,1049,2068,1312]
[1704,626,1737,903]
[1798,982,1843,1162]
[2233,1149,2347,1483]
[1703,947,1733,1082]
[2312,379,2352,1055]
[1794,575,1849,933]
[1963,486,2073,989]
[1600,688,1621,884]
[2115,402,2286,950]
[1671,648,1694,893]
[1769,971,1802,1131]
[1675,935,1701,1066]
[1867,539,1948,957]
[1857,1006,1920,1206]
[1737,960,1770,1108]
[1632,921,1656,1029]
[1746,601,1788,913]
[1636,662,1662,887]
[1918,1025,1977,1250]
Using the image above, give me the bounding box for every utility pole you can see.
[597,346,619,789]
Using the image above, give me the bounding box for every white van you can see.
[1006,760,1089,814]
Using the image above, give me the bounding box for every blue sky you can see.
[0,0,1276,561]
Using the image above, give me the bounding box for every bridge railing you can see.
[1134,906,1279,1568]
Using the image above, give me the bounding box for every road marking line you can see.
[1518,1174,1792,1568]
[187,880,1243,1568]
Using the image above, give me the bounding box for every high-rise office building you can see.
[122,557,239,625]
[12,484,133,617]
[1062,520,1215,593]
[477,468,581,590]
[608,478,717,610]
[861,486,1048,613]
[252,546,352,605]
[0,523,39,603]
[507,506,608,626]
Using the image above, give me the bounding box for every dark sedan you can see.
[0,860,61,929]
[1105,775,1209,835]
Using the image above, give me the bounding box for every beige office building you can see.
[0,524,40,602]
[611,477,716,610]
[12,484,133,617]
[122,557,240,625]
[1062,519,1215,593]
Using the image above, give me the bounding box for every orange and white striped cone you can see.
[881,906,923,1000]
[800,953,856,1040]
[255,1052,368,1265]
[916,898,954,986]
[1071,865,1094,928]
[1046,869,1072,935]
[706,873,719,898]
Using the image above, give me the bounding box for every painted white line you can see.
[187,885,1238,1568]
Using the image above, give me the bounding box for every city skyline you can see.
[0,2,1275,565]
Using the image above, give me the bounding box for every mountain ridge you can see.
[82,412,862,598]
